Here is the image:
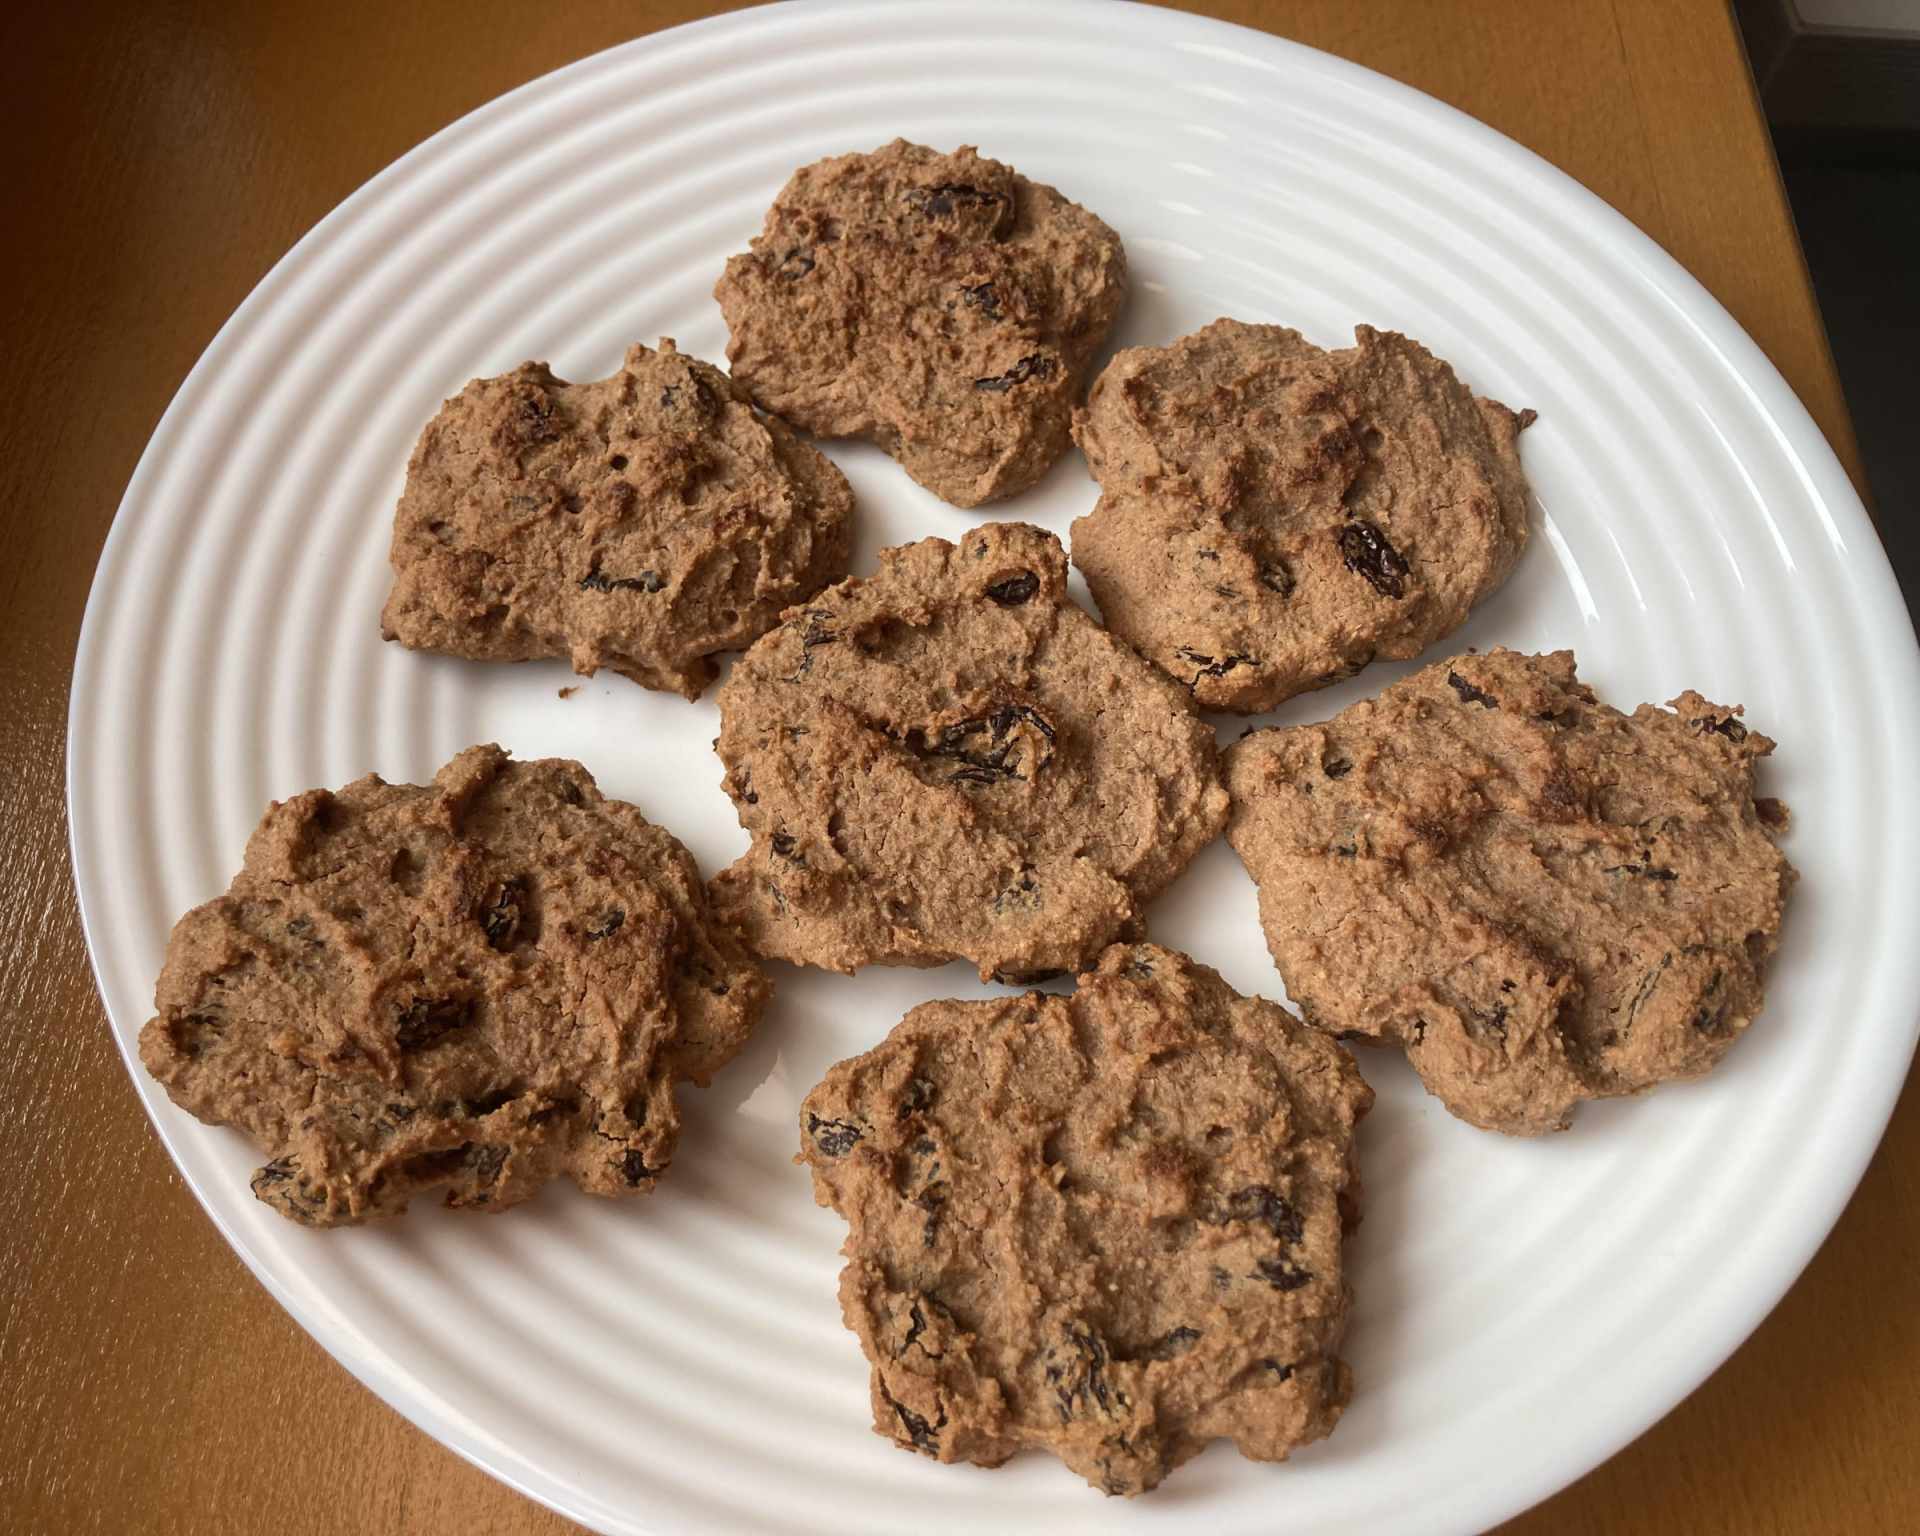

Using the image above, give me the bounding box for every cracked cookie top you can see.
[1071,320,1533,711]
[709,522,1226,980]
[139,744,767,1225]
[798,944,1372,1495]
[715,140,1127,507]
[1226,649,1795,1133]
[381,340,852,699]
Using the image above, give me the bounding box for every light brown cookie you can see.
[714,140,1127,507]
[1225,650,1795,1134]
[381,340,853,699]
[139,745,767,1226]
[709,522,1227,981]
[798,943,1373,1495]
[1071,320,1533,711]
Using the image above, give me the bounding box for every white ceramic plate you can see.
[69,3,1920,1531]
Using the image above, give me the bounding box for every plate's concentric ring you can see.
[69,4,1920,1532]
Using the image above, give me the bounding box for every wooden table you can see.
[5,2,1910,1531]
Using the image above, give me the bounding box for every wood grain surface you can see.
[3,2,1911,1532]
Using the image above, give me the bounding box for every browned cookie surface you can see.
[1225,650,1795,1134]
[710,522,1227,981]
[714,140,1127,507]
[139,745,767,1226]
[798,944,1373,1495]
[1071,320,1532,711]
[381,340,852,699]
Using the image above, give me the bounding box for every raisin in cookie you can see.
[799,943,1372,1495]
[714,140,1127,507]
[381,340,852,699]
[1225,650,1795,1134]
[709,522,1227,981]
[139,745,767,1226]
[1071,320,1533,711]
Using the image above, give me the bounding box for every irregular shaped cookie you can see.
[715,140,1127,507]
[1225,650,1794,1134]
[799,943,1373,1496]
[1071,320,1533,711]
[381,340,853,699]
[710,522,1227,980]
[139,745,767,1226]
